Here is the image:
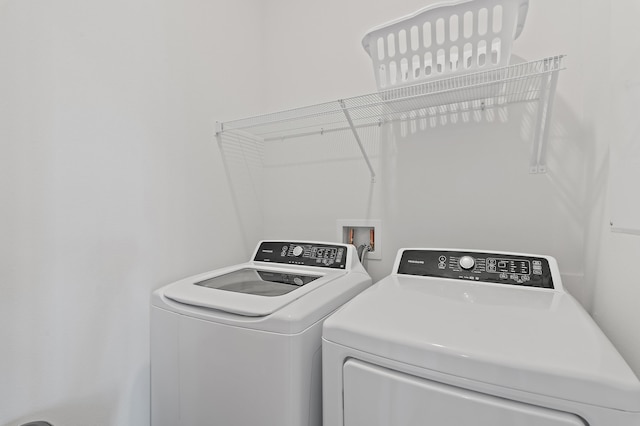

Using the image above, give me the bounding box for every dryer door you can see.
[343,359,586,426]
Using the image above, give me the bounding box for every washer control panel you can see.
[254,241,347,269]
[397,250,554,289]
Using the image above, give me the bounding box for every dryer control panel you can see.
[254,241,347,269]
[397,250,554,289]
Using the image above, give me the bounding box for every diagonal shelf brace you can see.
[339,100,377,182]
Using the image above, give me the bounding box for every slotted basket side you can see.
[362,0,529,90]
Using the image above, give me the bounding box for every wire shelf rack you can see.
[216,55,564,176]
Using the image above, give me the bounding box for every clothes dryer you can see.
[151,240,371,426]
[323,249,640,425]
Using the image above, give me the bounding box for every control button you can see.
[293,277,303,286]
[459,256,475,270]
[292,246,304,257]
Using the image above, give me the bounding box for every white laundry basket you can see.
[363,0,529,90]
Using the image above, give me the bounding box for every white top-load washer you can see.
[323,248,640,425]
[151,240,371,426]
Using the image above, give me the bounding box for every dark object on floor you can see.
[21,422,53,426]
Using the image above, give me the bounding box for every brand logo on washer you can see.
[407,259,424,264]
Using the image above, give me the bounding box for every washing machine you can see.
[151,240,370,426]
[323,248,640,425]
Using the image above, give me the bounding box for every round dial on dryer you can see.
[459,255,476,270]
[292,246,304,257]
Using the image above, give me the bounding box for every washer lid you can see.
[193,268,322,297]
[163,263,345,317]
[323,275,640,412]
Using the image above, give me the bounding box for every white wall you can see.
[584,0,640,374]
[260,0,588,297]
[0,0,265,424]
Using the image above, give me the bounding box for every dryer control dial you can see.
[292,245,304,257]
[459,255,475,270]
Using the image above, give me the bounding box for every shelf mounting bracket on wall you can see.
[339,99,376,183]
[529,56,562,174]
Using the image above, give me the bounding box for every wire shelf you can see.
[218,56,563,139]
[217,55,564,175]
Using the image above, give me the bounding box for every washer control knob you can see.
[459,255,475,270]
[292,246,304,257]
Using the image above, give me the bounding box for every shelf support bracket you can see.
[530,58,560,174]
[339,100,376,182]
